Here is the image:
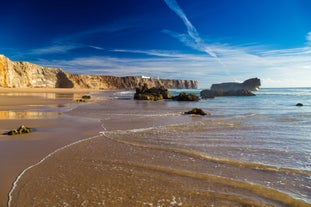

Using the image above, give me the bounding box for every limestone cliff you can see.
[0,55,198,89]
[0,54,69,88]
[66,74,198,89]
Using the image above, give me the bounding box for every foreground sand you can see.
[0,88,103,207]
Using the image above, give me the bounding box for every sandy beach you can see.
[0,88,103,207]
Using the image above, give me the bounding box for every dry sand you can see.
[0,88,104,207]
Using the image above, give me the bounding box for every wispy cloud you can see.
[307,31,311,45]
[26,42,106,57]
[111,49,195,58]
[27,20,139,56]
[28,44,81,55]
[160,1,311,87]
[163,0,218,58]
[88,45,104,50]
[26,43,105,57]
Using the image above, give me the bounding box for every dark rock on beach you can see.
[296,103,303,106]
[134,83,172,101]
[82,95,91,99]
[173,92,200,101]
[134,84,200,102]
[7,125,32,135]
[76,95,92,102]
[184,108,209,116]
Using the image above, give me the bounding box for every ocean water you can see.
[105,88,311,205]
[168,88,311,171]
[112,88,311,172]
[9,88,311,206]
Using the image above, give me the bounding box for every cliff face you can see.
[0,55,198,89]
[66,74,198,89]
[0,54,68,88]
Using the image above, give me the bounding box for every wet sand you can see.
[0,88,103,207]
[10,134,310,207]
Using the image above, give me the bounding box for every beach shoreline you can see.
[0,88,106,207]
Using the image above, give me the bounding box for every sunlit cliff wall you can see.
[0,55,198,89]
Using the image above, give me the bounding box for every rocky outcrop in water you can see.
[0,55,198,89]
[210,78,261,92]
[134,84,200,102]
[172,92,200,101]
[200,78,260,99]
[184,108,209,116]
[134,84,172,101]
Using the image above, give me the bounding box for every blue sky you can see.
[1,0,311,88]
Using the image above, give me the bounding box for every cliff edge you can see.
[0,55,198,89]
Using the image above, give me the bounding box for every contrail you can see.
[163,0,199,42]
[163,0,218,59]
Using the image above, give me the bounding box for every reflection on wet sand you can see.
[0,111,61,119]
[0,92,87,100]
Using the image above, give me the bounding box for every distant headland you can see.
[0,54,197,89]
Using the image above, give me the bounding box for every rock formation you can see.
[184,108,209,116]
[210,78,261,92]
[200,78,260,99]
[134,84,200,102]
[7,125,32,135]
[172,92,200,101]
[134,83,172,101]
[0,55,198,89]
